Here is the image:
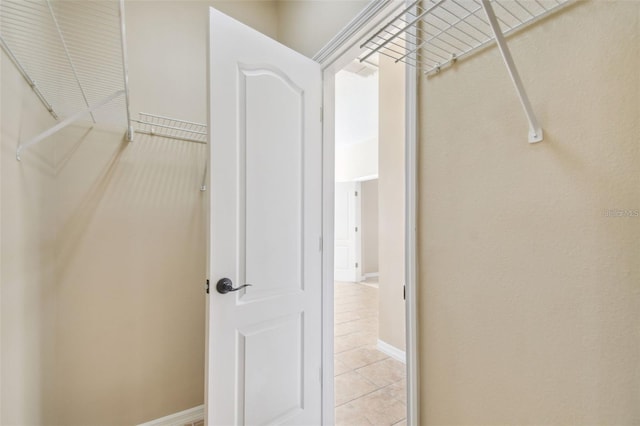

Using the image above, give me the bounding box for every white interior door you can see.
[206,8,322,426]
[334,181,361,282]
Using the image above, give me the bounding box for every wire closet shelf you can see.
[0,0,131,159]
[360,0,570,75]
[133,113,207,144]
[133,112,209,191]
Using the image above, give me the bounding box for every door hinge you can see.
[355,226,358,232]
[355,262,359,268]
[355,190,358,196]
[403,284,406,300]
[319,236,323,251]
[320,107,323,122]
[206,279,210,294]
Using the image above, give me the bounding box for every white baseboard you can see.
[377,339,406,364]
[137,405,204,426]
[359,272,379,282]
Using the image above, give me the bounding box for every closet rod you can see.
[118,0,133,141]
[46,0,96,124]
[0,35,58,120]
[17,89,125,160]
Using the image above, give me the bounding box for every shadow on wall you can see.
[48,124,207,425]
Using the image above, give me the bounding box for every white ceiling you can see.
[334,62,378,147]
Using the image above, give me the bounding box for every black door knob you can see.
[216,278,252,294]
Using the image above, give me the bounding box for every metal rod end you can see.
[528,128,543,143]
[200,185,207,192]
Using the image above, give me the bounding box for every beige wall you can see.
[361,179,379,275]
[276,0,369,57]
[1,50,57,426]
[418,1,640,423]
[378,55,406,352]
[127,0,278,123]
[52,126,206,425]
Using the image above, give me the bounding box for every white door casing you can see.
[206,8,322,426]
[334,181,361,282]
[315,1,420,423]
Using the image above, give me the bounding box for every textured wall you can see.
[418,1,640,423]
[378,54,406,352]
[276,0,369,57]
[51,127,206,425]
[1,50,57,426]
[127,0,278,123]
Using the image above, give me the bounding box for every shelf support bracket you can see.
[118,0,133,142]
[481,0,543,143]
[200,157,208,192]
[0,35,58,120]
[17,90,125,161]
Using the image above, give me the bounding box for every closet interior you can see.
[1,0,208,424]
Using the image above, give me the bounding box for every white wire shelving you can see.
[361,0,570,74]
[133,112,209,191]
[133,113,207,145]
[0,0,132,160]
[360,0,572,143]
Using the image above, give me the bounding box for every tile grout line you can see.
[334,281,406,425]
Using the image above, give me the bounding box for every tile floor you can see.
[334,281,407,426]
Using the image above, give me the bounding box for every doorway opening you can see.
[332,54,407,426]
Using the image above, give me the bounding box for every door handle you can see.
[216,278,252,294]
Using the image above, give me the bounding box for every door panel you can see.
[207,8,322,426]
[240,312,303,424]
[242,67,304,300]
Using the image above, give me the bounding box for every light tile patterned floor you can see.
[334,281,406,426]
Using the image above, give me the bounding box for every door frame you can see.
[313,1,420,424]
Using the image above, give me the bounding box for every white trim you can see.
[360,272,379,282]
[321,64,337,426]
[318,0,420,424]
[404,4,420,424]
[136,405,204,426]
[377,339,406,364]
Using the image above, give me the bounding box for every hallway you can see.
[334,281,406,426]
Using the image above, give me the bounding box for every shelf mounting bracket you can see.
[481,0,543,143]
[17,90,125,161]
